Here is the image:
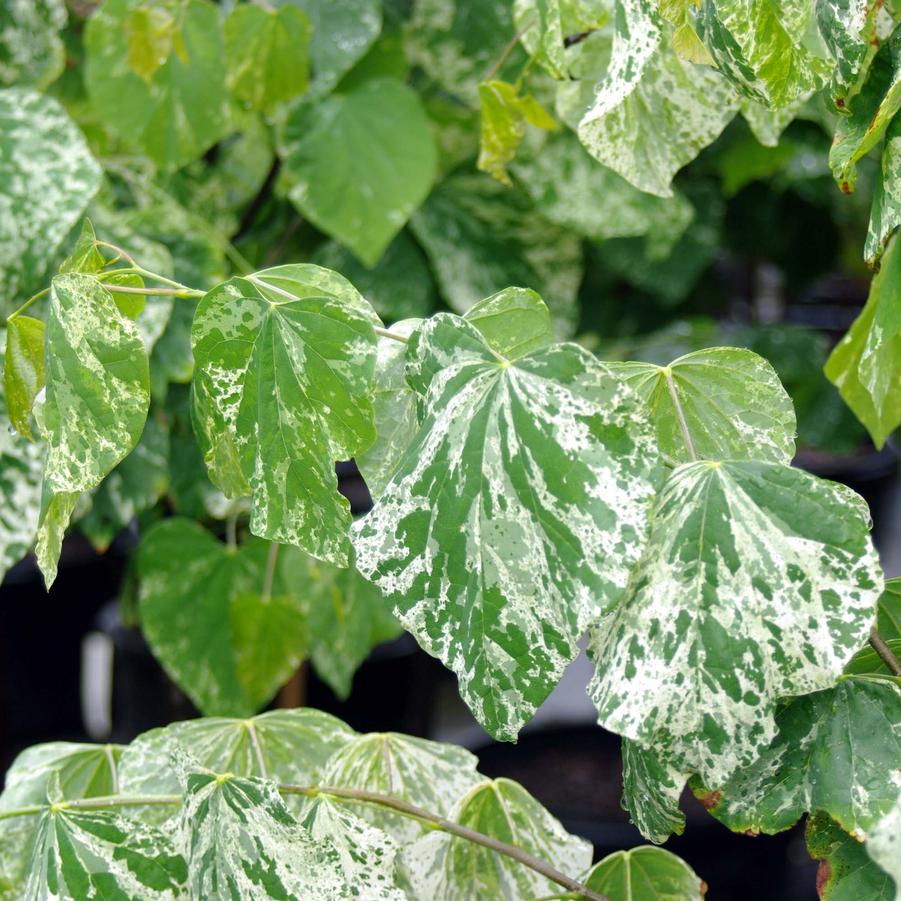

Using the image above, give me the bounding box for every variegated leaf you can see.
[620,739,688,844]
[4,316,44,439]
[0,0,66,89]
[588,460,882,787]
[606,347,797,466]
[321,732,482,844]
[353,313,662,740]
[0,89,101,314]
[582,846,706,900]
[694,675,901,839]
[865,114,901,265]
[191,265,379,564]
[868,796,901,900]
[179,769,344,900]
[401,778,592,900]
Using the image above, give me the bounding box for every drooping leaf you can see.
[0,420,42,584]
[321,731,482,844]
[620,739,688,845]
[0,0,66,89]
[191,264,379,564]
[865,115,901,265]
[85,0,230,170]
[825,233,901,448]
[694,675,901,839]
[25,807,187,901]
[581,845,706,901]
[355,320,423,499]
[588,460,882,788]
[354,312,661,740]
[33,490,79,590]
[281,78,437,266]
[829,24,901,194]
[224,3,311,113]
[606,347,797,466]
[401,778,592,899]
[577,14,738,197]
[697,0,831,107]
[138,518,308,716]
[806,812,898,901]
[0,89,101,313]
[118,709,357,798]
[410,173,583,337]
[511,129,694,252]
[4,316,44,440]
[179,769,344,899]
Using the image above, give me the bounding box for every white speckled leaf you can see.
[401,778,592,900]
[179,769,344,900]
[588,460,882,787]
[191,265,379,564]
[865,115,901,266]
[299,797,404,901]
[577,21,738,197]
[356,320,422,500]
[24,807,186,901]
[694,674,901,840]
[606,346,797,466]
[621,739,688,844]
[119,710,356,801]
[868,796,901,900]
[697,0,831,107]
[84,0,230,170]
[353,313,661,740]
[0,89,100,313]
[33,490,79,590]
[410,173,583,338]
[0,0,66,89]
[5,315,45,440]
[582,845,706,900]
[321,732,482,844]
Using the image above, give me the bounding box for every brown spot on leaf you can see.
[816,860,831,897]
[697,789,722,811]
[841,181,851,194]
[699,880,708,896]
[836,97,846,109]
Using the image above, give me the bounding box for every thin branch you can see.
[563,29,597,48]
[483,20,534,83]
[261,542,280,603]
[99,283,204,299]
[869,628,901,676]
[280,784,610,901]
[225,505,239,551]
[7,288,49,321]
[664,367,697,462]
[374,326,409,344]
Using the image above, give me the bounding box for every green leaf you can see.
[224,3,311,113]
[825,233,901,448]
[401,778,592,899]
[582,846,706,900]
[355,320,422,499]
[191,264,379,564]
[4,316,45,440]
[868,796,901,899]
[865,115,901,266]
[577,21,738,197]
[0,0,66,89]
[464,286,555,361]
[806,812,898,901]
[477,79,557,185]
[321,732,482,843]
[33,490,79,590]
[410,173,583,337]
[0,89,101,312]
[118,709,356,798]
[311,233,436,323]
[124,4,178,82]
[58,219,104,276]
[694,675,901,839]
[284,0,382,100]
[281,78,437,266]
[697,0,831,107]
[845,579,901,674]
[606,347,797,466]
[85,0,229,170]
[354,313,661,740]
[138,519,308,716]
[79,414,169,552]
[829,25,901,194]
[620,739,687,844]
[511,129,694,252]
[180,769,344,899]
[25,807,187,900]
[588,460,882,788]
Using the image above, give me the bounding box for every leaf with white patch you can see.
[191,264,378,564]
[179,770,344,900]
[588,460,882,788]
[4,316,44,440]
[354,313,661,740]
[321,732,482,844]
[606,347,797,466]
[0,0,66,89]
[0,89,101,314]
[693,675,901,839]
[581,845,706,900]
[868,796,901,899]
[621,739,688,845]
[25,807,187,901]
[402,778,592,900]
[825,233,901,448]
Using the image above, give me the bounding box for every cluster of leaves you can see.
[0,708,708,901]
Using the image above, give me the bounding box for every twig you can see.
[869,628,901,676]
[484,21,534,83]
